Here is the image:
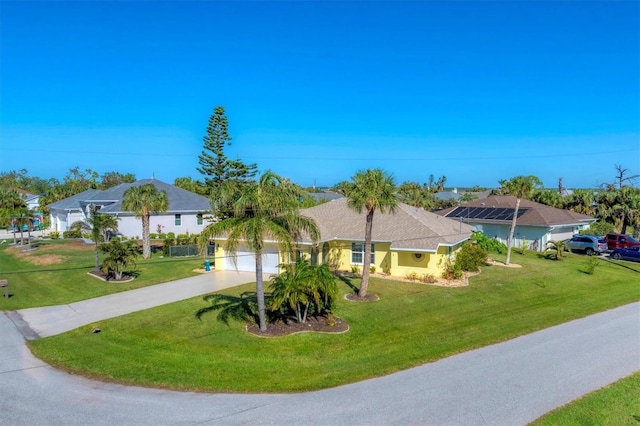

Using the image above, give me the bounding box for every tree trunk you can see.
[255,249,267,331]
[621,215,629,235]
[359,209,374,298]
[142,214,151,259]
[94,243,100,271]
[505,198,521,265]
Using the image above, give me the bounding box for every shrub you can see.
[584,256,602,275]
[471,232,507,254]
[176,234,189,246]
[369,266,376,274]
[405,271,419,281]
[49,231,60,239]
[350,265,360,275]
[441,258,463,280]
[149,233,158,239]
[456,243,488,272]
[62,229,81,239]
[421,273,437,283]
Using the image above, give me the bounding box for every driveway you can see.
[10,270,260,338]
[1,300,638,425]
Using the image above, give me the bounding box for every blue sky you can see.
[1,0,638,189]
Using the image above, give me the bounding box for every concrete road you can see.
[1,302,638,425]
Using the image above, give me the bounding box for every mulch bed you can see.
[246,315,349,337]
[87,270,134,283]
[344,293,380,302]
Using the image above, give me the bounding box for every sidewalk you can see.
[10,270,260,339]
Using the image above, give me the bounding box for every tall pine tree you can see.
[197,106,258,218]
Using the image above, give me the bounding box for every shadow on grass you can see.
[335,274,359,294]
[195,292,260,326]
[599,257,640,274]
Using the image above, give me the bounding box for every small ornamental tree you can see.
[99,239,139,280]
[545,240,568,261]
[71,205,119,271]
[269,260,338,323]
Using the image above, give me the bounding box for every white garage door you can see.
[224,245,280,274]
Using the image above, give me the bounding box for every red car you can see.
[604,233,640,250]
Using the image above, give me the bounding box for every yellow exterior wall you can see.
[213,240,465,278]
[392,245,453,278]
[318,241,465,278]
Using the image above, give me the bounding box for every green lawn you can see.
[532,372,640,425]
[29,251,640,393]
[0,239,205,310]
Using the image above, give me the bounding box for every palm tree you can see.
[269,259,338,323]
[70,205,120,271]
[607,187,640,235]
[99,239,139,280]
[199,171,320,331]
[346,169,398,298]
[566,189,596,216]
[545,240,568,260]
[501,175,542,265]
[12,208,33,248]
[122,184,169,259]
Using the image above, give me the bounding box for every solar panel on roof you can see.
[448,207,528,221]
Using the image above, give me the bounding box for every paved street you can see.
[1,299,638,425]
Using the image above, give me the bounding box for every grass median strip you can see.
[28,252,640,393]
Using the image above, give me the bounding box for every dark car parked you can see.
[565,235,607,255]
[604,233,640,250]
[610,246,640,263]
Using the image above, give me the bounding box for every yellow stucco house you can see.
[299,198,474,278]
[213,198,474,278]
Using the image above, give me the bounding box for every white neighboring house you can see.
[48,179,211,237]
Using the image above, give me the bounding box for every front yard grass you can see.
[28,251,640,393]
[532,372,640,425]
[0,239,205,310]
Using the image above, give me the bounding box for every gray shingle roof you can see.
[47,179,210,214]
[300,198,473,252]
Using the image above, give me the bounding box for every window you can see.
[196,214,203,225]
[351,243,375,264]
[174,214,181,226]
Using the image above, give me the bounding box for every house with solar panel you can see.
[436,195,596,252]
[48,179,211,237]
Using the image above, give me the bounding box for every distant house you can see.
[436,195,596,251]
[10,189,40,211]
[212,198,473,276]
[48,179,211,237]
[307,192,344,203]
